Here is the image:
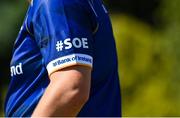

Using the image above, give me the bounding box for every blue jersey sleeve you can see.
[33,0,95,75]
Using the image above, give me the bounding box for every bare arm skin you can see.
[32,65,91,117]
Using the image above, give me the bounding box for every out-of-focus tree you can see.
[0,0,28,115]
[111,0,180,116]
[107,0,162,27]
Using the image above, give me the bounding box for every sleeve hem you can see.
[46,53,93,76]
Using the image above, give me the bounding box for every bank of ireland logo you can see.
[10,63,23,77]
[56,38,89,52]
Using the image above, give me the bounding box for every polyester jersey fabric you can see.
[5,0,121,116]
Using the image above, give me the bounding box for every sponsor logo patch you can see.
[10,63,23,77]
[47,54,93,75]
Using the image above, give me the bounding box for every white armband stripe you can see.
[46,53,93,76]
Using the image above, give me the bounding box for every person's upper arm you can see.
[32,0,96,76]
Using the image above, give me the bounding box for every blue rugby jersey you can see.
[4,0,121,116]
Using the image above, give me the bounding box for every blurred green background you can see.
[1,0,180,116]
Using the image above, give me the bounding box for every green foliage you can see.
[0,1,27,55]
[0,1,28,116]
[0,89,7,117]
[111,0,180,115]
